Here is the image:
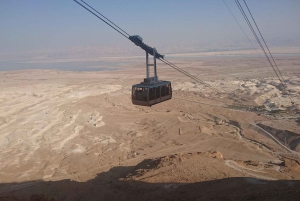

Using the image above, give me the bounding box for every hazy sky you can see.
[1,0,300,59]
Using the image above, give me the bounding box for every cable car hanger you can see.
[73,0,221,106]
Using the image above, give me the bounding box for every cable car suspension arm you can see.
[73,0,221,93]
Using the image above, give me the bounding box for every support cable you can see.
[73,0,129,39]
[235,0,281,83]
[223,0,269,77]
[79,0,130,37]
[223,0,258,52]
[235,0,295,104]
[243,0,286,88]
[159,58,222,93]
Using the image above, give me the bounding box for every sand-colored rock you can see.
[0,55,299,200]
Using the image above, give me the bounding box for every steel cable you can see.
[243,0,285,83]
[159,58,222,93]
[243,0,294,104]
[79,0,130,37]
[235,0,295,104]
[235,0,282,83]
[74,0,129,39]
[223,0,258,52]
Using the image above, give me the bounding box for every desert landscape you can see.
[0,54,300,200]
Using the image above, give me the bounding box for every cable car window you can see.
[155,86,160,99]
[132,87,136,99]
[161,85,166,97]
[149,88,155,101]
[135,87,148,101]
[135,87,142,101]
[143,87,148,101]
[166,84,170,95]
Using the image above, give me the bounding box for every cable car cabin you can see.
[132,81,172,106]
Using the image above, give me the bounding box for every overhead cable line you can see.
[235,0,281,83]
[159,58,222,93]
[80,0,130,37]
[74,0,129,39]
[235,0,295,104]
[242,0,286,88]
[223,0,258,52]
[223,0,270,73]
[73,0,221,94]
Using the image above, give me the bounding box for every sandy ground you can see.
[0,55,300,200]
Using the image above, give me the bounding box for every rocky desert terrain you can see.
[0,54,299,200]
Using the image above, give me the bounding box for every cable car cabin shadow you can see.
[132,81,172,106]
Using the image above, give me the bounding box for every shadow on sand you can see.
[0,165,300,201]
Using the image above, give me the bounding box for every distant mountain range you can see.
[1,39,300,61]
